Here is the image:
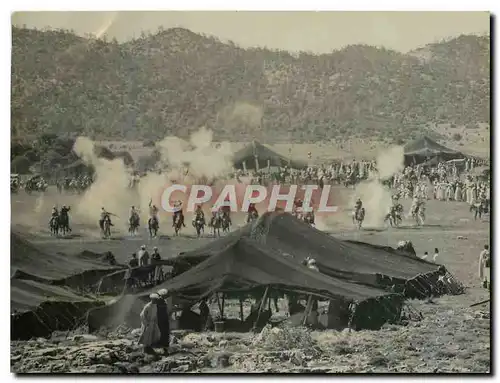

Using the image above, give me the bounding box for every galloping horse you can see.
[352,207,365,229]
[220,212,231,233]
[193,216,205,238]
[303,211,315,227]
[129,213,140,236]
[49,216,59,236]
[247,210,259,224]
[58,211,71,235]
[102,215,112,239]
[148,216,159,238]
[385,204,403,227]
[411,204,425,226]
[209,212,223,237]
[173,214,184,236]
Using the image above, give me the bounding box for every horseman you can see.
[130,205,140,227]
[247,202,259,223]
[192,205,206,226]
[293,198,303,218]
[99,207,115,231]
[50,206,59,226]
[60,205,71,228]
[354,198,363,216]
[220,196,232,225]
[172,200,185,228]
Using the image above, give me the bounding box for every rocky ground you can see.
[11,294,490,374]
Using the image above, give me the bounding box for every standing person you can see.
[138,293,162,354]
[479,245,490,288]
[128,253,139,268]
[156,289,171,355]
[138,245,150,266]
[433,248,440,263]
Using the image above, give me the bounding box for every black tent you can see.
[404,136,465,165]
[232,140,306,170]
[88,237,404,331]
[179,212,462,298]
[142,237,394,302]
[10,232,119,340]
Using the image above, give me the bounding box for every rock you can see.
[114,362,139,373]
[210,352,232,368]
[290,351,306,367]
[131,328,142,337]
[71,334,99,342]
[218,340,228,347]
[91,364,120,373]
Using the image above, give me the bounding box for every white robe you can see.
[138,301,161,347]
[479,250,490,282]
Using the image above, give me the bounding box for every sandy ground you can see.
[10,188,491,373]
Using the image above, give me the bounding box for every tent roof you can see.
[254,213,439,282]
[173,212,439,287]
[11,278,94,313]
[404,136,462,158]
[232,141,306,169]
[10,232,120,281]
[141,237,392,302]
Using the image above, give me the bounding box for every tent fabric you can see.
[177,212,440,288]
[232,141,306,170]
[11,232,121,282]
[11,278,94,313]
[250,213,440,284]
[403,136,464,164]
[140,237,394,303]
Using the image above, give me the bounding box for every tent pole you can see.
[221,293,225,318]
[253,286,270,331]
[302,295,313,326]
[239,298,244,322]
[215,293,222,314]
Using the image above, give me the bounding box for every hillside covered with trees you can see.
[11,26,490,144]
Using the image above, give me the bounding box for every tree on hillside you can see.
[11,155,31,174]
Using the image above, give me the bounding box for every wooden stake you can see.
[254,286,270,331]
[302,295,314,326]
[239,298,244,322]
[221,293,225,319]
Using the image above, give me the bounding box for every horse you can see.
[385,204,403,227]
[352,207,365,229]
[470,199,489,220]
[303,211,315,227]
[102,216,112,239]
[221,213,231,233]
[129,214,140,236]
[49,216,59,236]
[193,216,205,238]
[209,213,223,238]
[173,213,184,236]
[411,204,425,226]
[246,210,259,224]
[148,216,159,238]
[58,212,71,236]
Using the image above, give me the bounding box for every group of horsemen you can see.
[48,197,321,235]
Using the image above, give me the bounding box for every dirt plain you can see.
[10,182,491,373]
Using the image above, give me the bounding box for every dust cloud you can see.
[351,146,404,227]
[11,127,240,235]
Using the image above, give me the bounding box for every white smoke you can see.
[351,146,404,227]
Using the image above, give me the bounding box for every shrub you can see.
[11,155,31,174]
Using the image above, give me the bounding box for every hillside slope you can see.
[11,27,490,143]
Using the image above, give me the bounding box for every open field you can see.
[10,188,490,373]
